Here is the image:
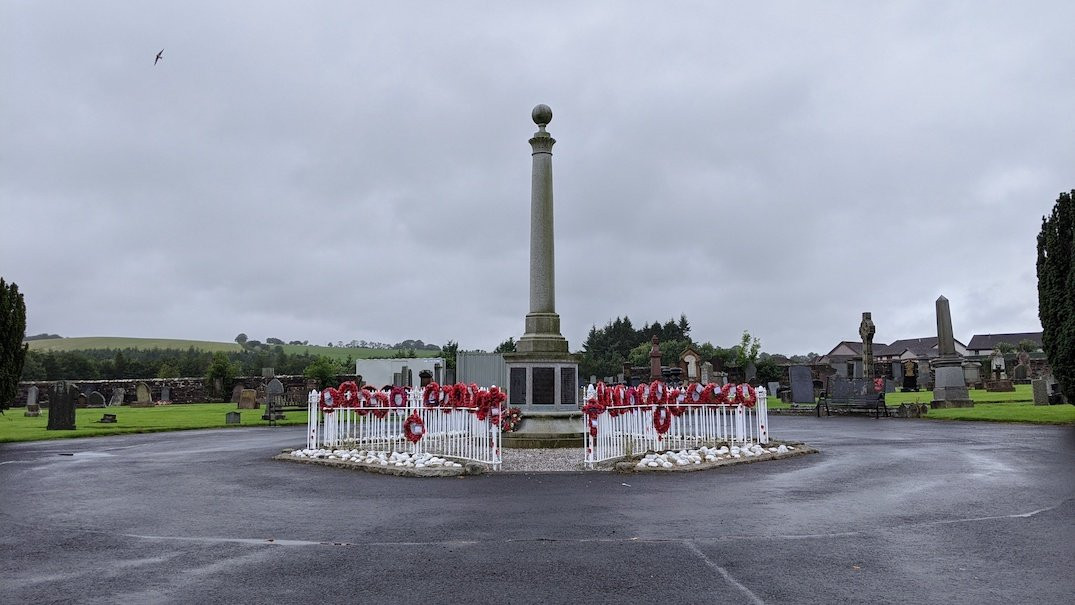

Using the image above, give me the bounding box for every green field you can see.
[26,336,440,362]
[0,403,309,443]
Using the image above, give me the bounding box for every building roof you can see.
[966,332,1043,350]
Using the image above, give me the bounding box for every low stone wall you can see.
[12,374,360,407]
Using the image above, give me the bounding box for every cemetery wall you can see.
[12,374,360,407]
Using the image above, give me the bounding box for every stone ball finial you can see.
[532,104,552,126]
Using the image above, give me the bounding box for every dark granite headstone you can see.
[532,367,555,404]
[47,382,78,430]
[1012,364,1028,381]
[262,378,286,422]
[160,385,171,402]
[789,366,814,403]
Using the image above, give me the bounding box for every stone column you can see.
[930,295,973,408]
[502,105,580,448]
[516,104,569,355]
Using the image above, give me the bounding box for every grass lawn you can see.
[884,384,1034,405]
[0,403,309,443]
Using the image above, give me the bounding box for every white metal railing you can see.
[584,386,769,468]
[307,387,502,470]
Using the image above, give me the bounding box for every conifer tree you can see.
[1036,190,1075,403]
[1,278,29,410]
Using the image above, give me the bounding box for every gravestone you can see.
[917,361,931,389]
[225,411,241,425]
[744,361,757,382]
[238,389,259,409]
[25,385,40,417]
[1031,379,1048,405]
[963,362,982,387]
[160,385,171,403]
[262,367,275,378]
[262,378,285,422]
[891,362,902,381]
[98,413,117,423]
[87,391,106,407]
[230,385,244,404]
[831,362,848,378]
[108,388,125,407]
[1012,364,1028,381]
[884,379,897,393]
[901,360,919,390]
[255,384,268,406]
[133,382,153,407]
[851,360,864,379]
[77,393,88,407]
[827,377,878,406]
[990,352,1006,380]
[47,382,78,430]
[789,366,813,403]
[767,382,780,399]
[859,311,876,379]
[213,377,223,397]
[930,295,972,408]
[700,361,713,385]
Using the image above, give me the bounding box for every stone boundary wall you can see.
[12,374,360,407]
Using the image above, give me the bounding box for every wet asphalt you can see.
[1,416,1072,605]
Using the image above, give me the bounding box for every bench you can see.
[816,391,889,418]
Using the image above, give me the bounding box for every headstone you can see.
[98,413,117,423]
[262,367,275,378]
[789,365,814,403]
[238,389,259,409]
[255,384,268,405]
[901,360,918,390]
[263,378,285,422]
[963,362,982,386]
[744,361,757,382]
[714,371,729,386]
[47,381,77,430]
[859,311,876,379]
[831,362,848,378]
[767,381,780,398]
[108,388,125,407]
[213,377,223,396]
[77,393,88,407]
[884,379,897,393]
[891,362,902,380]
[1012,364,1028,381]
[700,361,713,385]
[230,384,244,404]
[225,411,241,425]
[134,382,152,405]
[917,361,931,388]
[930,295,972,408]
[990,351,1006,380]
[160,385,171,403]
[24,385,40,417]
[1031,379,1049,405]
[88,391,106,407]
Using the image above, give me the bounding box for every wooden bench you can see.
[816,391,889,418]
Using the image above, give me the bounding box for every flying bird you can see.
[154,49,164,65]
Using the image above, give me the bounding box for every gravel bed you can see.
[499,447,606,472]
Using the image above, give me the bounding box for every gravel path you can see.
[499,447,605,472]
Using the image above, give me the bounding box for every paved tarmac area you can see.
[2,416,1072,604]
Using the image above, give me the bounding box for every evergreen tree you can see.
[1036,189,1075,403]
[1,278,28,410]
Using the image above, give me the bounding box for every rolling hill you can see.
[24,337,440,362]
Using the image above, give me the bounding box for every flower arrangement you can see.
[501,407,523,432]
[403,411,425,443]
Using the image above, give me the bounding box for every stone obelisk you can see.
[930,295,973,408]
[503,105,581,448]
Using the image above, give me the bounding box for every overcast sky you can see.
[3,1,1072,355]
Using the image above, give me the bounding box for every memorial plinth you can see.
[930,296,973,409]
[503,104,582,448]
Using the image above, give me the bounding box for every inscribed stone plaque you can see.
[789,366,813,403]
[561,367,577,405]
[509,368,526,406]
[532,367,555,404]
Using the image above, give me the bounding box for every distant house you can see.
[876,337,968,361]
[818,341,888,365]
[966,332,1043,356]
[820,337,968,365]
